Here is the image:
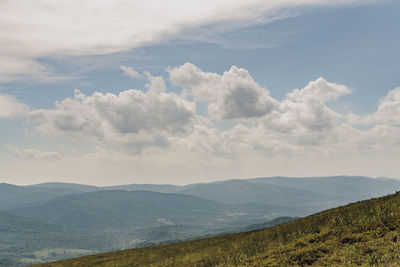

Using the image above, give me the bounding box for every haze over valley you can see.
[1,176,400,265]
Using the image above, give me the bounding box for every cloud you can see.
[28,74,196,149]
[21,63,400,164]
[283,77,351,131]
[168,65,350,124]
[168,63,278,120]
[208,67,279,120]
[144,71,167,93]
[168,63,222,101]
[0,93,29,119]
[120,65,141,78]
[350,87,400,126]
[6,145,61,161]
[0,0,369,82]
[264,77,351,132]
[286,77,351,103]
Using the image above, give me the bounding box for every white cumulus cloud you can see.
[168,63,278,120]
[28,74,196,149]
[350,87,400,126]
[0,93,29,119]
[19,63,400,165]
[270,77,352,132]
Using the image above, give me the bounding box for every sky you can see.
[0,0,399,186]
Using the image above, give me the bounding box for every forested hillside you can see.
[38,192,400,266]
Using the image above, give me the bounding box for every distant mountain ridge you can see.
[10,190,237,230]
[3,176,400,215]
[2,176,400,266]
[26,182,99,192]
[0,183,83,210]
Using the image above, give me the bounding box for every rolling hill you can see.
[176,176,400,207]
[247,176,400,202]
[102,184,182,193]
[9,176,400,214]
[0,183,83,211]
[36,191,400,266]
[3,176,400,266]
[176,179,331,206]
[26,182,99,192]
[10,190,226,230]
[10,190,288,231]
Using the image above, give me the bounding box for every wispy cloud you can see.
[0,0,371,82]
[5,145,61,161]
[120,65,141,79]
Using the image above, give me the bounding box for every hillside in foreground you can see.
[37,191,400,266]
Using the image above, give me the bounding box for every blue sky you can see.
[0,0,399,185]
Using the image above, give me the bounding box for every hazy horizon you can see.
[2,174,398,187]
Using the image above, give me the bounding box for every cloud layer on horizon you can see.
[5,145,61,161]
[11,63,397,163]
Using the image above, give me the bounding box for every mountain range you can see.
[1,176,400,266]
[38,190,400,266]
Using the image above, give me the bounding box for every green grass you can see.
[36,192,400,266]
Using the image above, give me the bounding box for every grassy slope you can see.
[37,192,400,267]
